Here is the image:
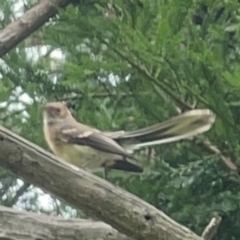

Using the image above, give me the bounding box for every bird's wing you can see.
[58,125,132,158]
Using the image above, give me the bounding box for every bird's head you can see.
[43,102,72,123]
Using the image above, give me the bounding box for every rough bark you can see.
[0,126,204,240]
[0,0,72,57]
[0,205,130,240]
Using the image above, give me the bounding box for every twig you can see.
[2,182,31,207]
[60,92,136,101]
[199,141,237,171]
[201,215,222,240]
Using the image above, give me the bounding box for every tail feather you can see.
[107,160,143,173]
[116,109,215,150]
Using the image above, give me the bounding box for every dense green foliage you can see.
[1,0,240,239]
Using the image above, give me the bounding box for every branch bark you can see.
[0,205,130,240]
[0,126,204,240]
[0,0,72,57]
[201,215,222,240]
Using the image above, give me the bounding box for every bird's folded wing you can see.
[58,125,132,158]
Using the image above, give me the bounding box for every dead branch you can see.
[0,0,72,57]
[0,205,130,240]
[0,125,204,240]
[201,215,222,240]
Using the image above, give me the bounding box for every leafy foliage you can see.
[1,0,240,239]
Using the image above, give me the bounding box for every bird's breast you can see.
[43,123,57,153]
[52,142,117,170]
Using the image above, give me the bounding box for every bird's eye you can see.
[55,108,61,113]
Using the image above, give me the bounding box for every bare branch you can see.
[0,205,130,240]
[2,182,31,207]
[0,126,204,240]
[0,0,72,57]
[201,215,222,240]
[198,141,237,171]
[59,92,136,101]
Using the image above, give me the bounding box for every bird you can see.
[42,101,216,174]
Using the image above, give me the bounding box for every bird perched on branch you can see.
[43,101,216,174]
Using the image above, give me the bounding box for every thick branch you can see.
[0,0,72,57]
[0,205,130,240]
[0,126,204,240]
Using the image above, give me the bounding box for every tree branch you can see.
[0,0,72,57]
[198,141,237,171]
[0,205,130,240]
[0,126,204,240]
[201,215,222,240]
[2,182,31,207]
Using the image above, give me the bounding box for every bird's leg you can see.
[103,167,109,180]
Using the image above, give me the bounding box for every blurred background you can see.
[1,0,240,239]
